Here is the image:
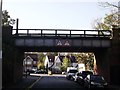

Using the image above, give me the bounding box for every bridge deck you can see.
[13,29,112,52]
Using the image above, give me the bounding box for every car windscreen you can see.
[82,71,93,78]
[82,71,93,75]
[69,70,78,73]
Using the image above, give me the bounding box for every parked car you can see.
[73,71,93,85]
[35,69,47,74]
[26,69,37,75]
[84,75,108,89]
[73,72,84,85]
[80,71,93,79]
[66,69,78,80]
[51,69,62,74]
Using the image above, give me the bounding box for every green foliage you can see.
[37,52,45,63]
[60,66,66,72]
[104,13,119,27]
[46,52,58,56]
[61,56,70,71]
[2,10,15,26]
[93,2,119,30]
[93,16,112,30]
[37,53,45,70]
[37,62,45,70]
[92,11,119,39]
[74,53,94,70]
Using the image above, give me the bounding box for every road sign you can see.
[57,40,62,46]
[64,40,70,46]
[56,40,71,46]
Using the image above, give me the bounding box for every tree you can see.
[74,53,94,70]
[61,56,70,71]
[37,52,45,70]
[92,2,119,30]
[2,10,15,26]
[93,11,118,30]
[98,2,120,9]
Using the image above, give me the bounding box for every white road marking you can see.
[26,76,42,90]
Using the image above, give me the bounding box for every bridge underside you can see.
[16,46,108,52]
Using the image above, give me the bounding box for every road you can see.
[29,74,86,90]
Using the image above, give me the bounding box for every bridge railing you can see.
[12,29,112,38]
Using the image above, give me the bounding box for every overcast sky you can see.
[2,0,118,29]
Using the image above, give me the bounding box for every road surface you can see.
[29,74,86,90]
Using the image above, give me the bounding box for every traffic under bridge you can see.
[2,26,120,87]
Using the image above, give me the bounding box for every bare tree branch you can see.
[98,2,119,9]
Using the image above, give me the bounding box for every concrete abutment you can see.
[2,26,24,87]
[94,27,120,85]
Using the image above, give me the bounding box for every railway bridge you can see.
[2,26,120,87]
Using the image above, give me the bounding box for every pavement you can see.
[2,75,40,90]
[108,85,120,90]
[2,74,120,90]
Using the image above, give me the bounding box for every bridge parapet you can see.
[13,29,112,39]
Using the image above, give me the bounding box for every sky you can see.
[2,0,119,30]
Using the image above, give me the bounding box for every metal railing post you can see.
[55,30,57,36]
[70,30,71,37]
[41,29,43,36]
[16,18,19,35]
[27,29,29,35]
[84,30,86,37]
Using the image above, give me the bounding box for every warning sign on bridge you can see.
[57,40,62,46]
[56,39,71,46]
[64,40,70,46]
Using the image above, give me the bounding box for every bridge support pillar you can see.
[94,49,110,82]
[2,44,24,87]
[94,27,120,85]
[2,26,25,87]
[94,47,120,85]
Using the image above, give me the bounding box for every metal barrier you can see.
[13,29,112,38]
